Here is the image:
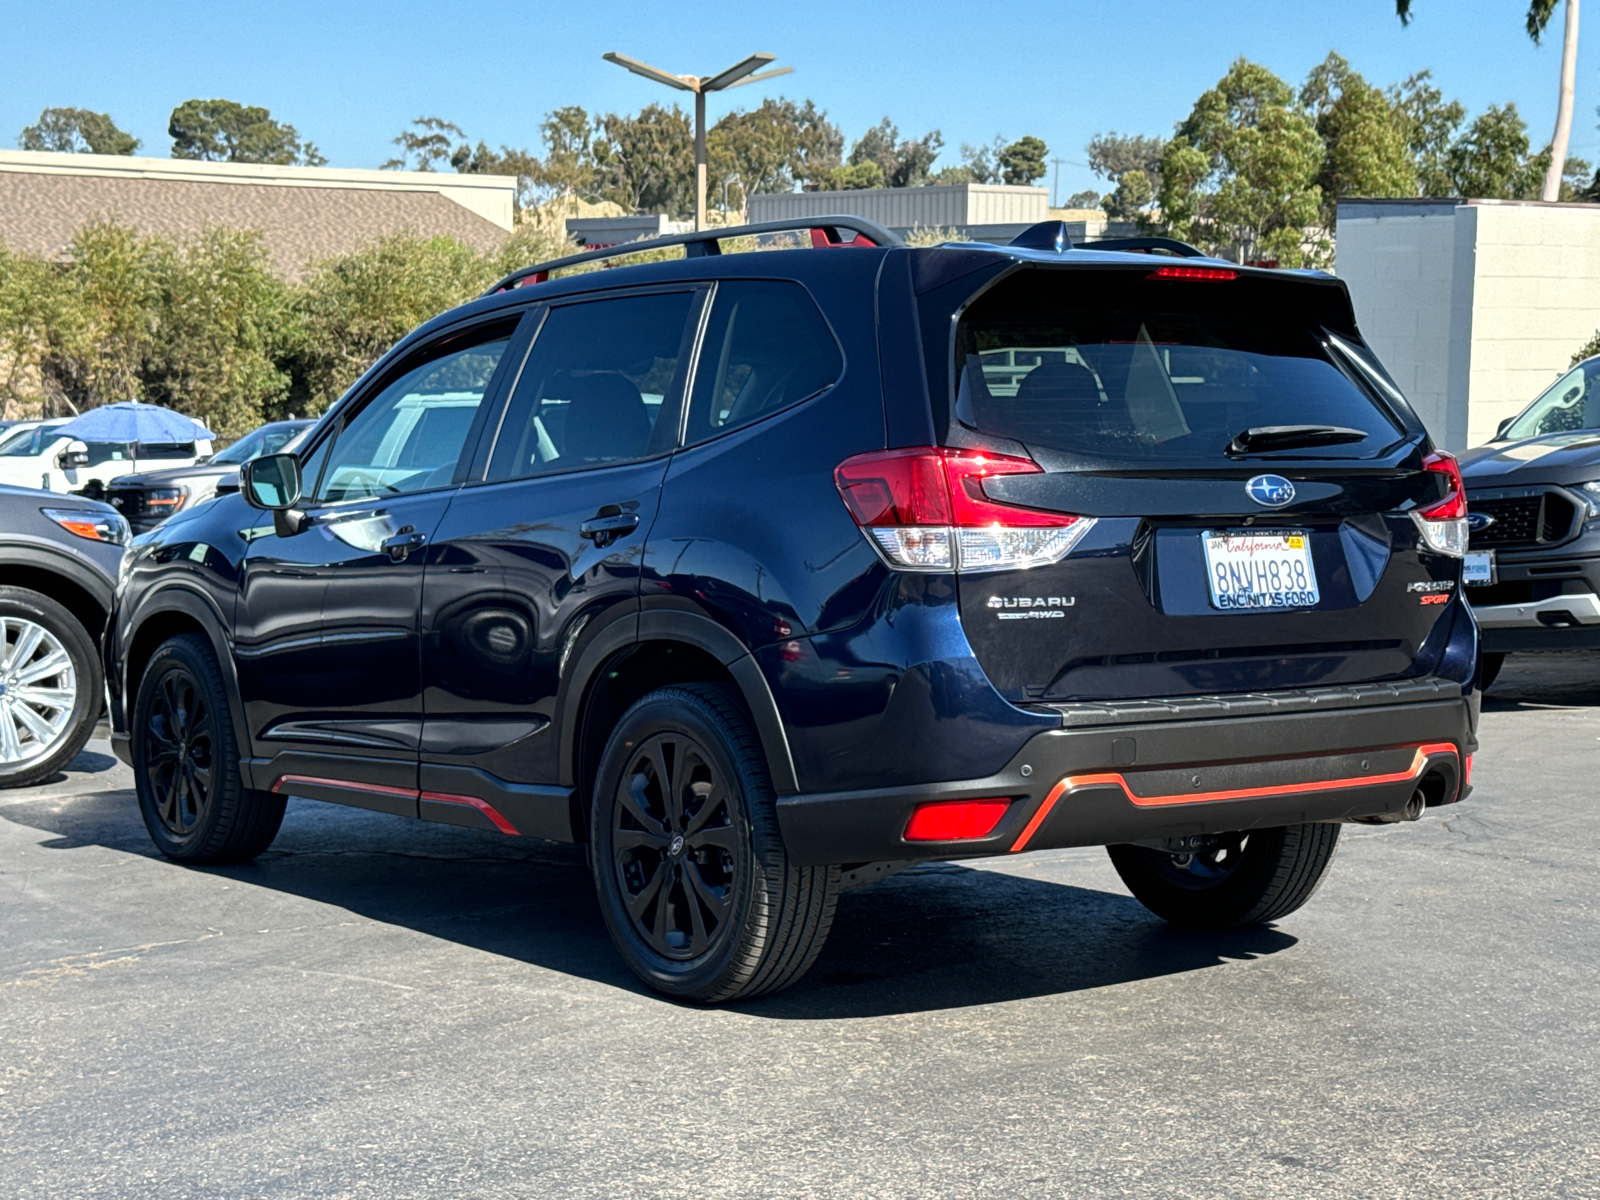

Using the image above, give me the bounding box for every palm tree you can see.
[1398,0,1578,202]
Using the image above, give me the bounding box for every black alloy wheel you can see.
[132,633,285,864]
[590,684,839,1003]
[1107,822,1341,929]
[144,665,216,838]
[612,732,743,960]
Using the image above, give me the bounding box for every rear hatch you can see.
[919,261,1464,703]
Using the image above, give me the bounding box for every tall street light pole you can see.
[602,51,793,231]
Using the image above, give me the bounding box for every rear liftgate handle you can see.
[579,504,641,549]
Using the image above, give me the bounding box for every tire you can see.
[1480,652,1505,691]
[0,586,102,789]
[1107,822,1341,930]
[590,684,838,1003]
[132,633,284,864]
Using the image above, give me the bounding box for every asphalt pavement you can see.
[2,655,1598,1199]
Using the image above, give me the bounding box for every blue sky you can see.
[5,0,1597,200]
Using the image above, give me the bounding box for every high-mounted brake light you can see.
[835,447,1097,572]
[1148,265,1238,281]
[1411,450,1468,557]
[904,799,1011,841]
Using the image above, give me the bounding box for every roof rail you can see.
[483,215,904,296]
[1079,236,1206,258]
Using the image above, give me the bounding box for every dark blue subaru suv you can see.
[106,218,1479,1002]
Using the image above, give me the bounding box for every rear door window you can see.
[485,290,695,482]
[954,273,1403,461]
[683,280,843,445]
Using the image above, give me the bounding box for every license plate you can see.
[1463,550,1495,586]
[1203,530,1320,611]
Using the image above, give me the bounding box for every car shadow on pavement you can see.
[1482,649,1600,712]
[5,785,1296,1018]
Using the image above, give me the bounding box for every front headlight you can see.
[145,486,189,513]
[1579,480,1600,519]
[42,507,131,546]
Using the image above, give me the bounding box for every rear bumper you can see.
[776,691,1476,866]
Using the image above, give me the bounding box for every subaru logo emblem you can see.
[1465,512,1495,532]
[1246,474,1296,508]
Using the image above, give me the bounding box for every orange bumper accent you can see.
[1010,742,1460,853]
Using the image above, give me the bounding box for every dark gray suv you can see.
[0,486,128,785]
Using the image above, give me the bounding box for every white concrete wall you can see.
[1465,203,1600,444]
[1335,202,1468,449]
[1337,199,1600,451]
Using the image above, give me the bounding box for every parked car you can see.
[0,485,129,786]
[106,217,1479,1002]
[0,421,213,496]
[1459,353,1600,686]
[107,420,313,533]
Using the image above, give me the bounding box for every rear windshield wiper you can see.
[1226,425,1369,455]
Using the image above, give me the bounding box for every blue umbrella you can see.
[56,402,214,445]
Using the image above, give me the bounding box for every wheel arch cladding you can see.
[0,562,109,642]
[127,591,253,767]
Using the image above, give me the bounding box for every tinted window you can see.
[314,332,509,504]
[486,291,692,482]
[953,274,1402,461]
[0,424,67,457]
[213,423,309,464]
[1503,359,1600,439]
[685,281,842,444]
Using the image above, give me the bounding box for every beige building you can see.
[1336,198,1600,451]
[0,149,517,280]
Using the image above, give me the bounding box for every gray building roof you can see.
[0,150,517,281]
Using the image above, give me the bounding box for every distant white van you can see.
[0,421,214,494]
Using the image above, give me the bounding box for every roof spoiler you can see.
[483,215,903,295]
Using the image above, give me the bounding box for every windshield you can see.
[1502,360,1600,440]
[951,273,1403,461]
[211,423,306,464]
[0,424,66,457]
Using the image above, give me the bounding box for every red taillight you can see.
[904,799,1011,841]
[834,447,1077,528]
[1148,265,1238,281]
[835,447,1095,572]
[1419,450,1466,520]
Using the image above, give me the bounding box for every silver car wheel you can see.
[0,616,78,765]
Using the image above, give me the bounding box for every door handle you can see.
[580,510,641,548]
[382,529,427,561]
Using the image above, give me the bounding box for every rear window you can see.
[953,272,1402,460]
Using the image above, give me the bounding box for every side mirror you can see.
[1496,417,1514,440]
[58,440,90,470]
[241,453,308,537]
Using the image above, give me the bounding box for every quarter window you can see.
[486,291,694,482]
[684,281,843,445]
[313,330,511,504]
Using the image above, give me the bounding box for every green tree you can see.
[19,107,140,155]
[285,233,495,412]
[1387,71,1467,195]
[0,246,72,416]
[1086,132,1166,219]
[593,104,695,216]
[998,135,1049,185]
[826,161,885,190]
[146,228,290,437]
[848,119,943,188]
[1300,52,1416,225]
[1063,188,1102,208]
[1158,58,1326,266]
[169,99,325,166]
[1447,103,1531,197]
[383,117,465,171]
[708,98,843,207]
[1399,0,1575,201]
[58,222,168,408]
